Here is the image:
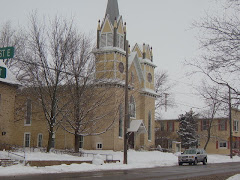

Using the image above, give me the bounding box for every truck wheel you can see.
[179,162,183,166]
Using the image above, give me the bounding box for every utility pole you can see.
[228,86,233,159]
[123,25,129,164]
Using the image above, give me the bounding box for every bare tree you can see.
[197,82,224,150]
[61,33,119,152]
[189,0,240,96]
[155,70,175,120]
[19,14,79,152]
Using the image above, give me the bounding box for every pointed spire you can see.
[97,20,101,31]
[123,22,126,33]
[143,43,146,59]
[105,0,120,25]
[114,17,118,28]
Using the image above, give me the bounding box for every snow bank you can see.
[1,150,240,176]
[227,174,240,180]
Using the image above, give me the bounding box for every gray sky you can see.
[0,0,225,119]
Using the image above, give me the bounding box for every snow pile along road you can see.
[1,149,240,176]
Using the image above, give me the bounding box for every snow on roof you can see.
[141,88,159,97]
[0,60,20,86]
[140,58,157,68]
[128,120,147,133]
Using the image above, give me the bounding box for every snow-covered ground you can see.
[1,149,240,176]
[227,174,240,180]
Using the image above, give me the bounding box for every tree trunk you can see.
[47,129,53,152]
[204,119,213,150]
[74,134,80,153]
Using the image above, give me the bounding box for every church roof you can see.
[105,0,120,25]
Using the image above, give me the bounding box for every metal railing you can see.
[0,143,26,165]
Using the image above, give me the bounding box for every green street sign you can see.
[0,66,6,78]
[0,47,14,59]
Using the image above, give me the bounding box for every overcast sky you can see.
[0,0,226,119]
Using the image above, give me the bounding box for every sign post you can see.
[0,66,6,78]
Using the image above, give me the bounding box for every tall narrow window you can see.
[100,34,107,47]
[119,104,123,137]
[148,111,152,141]
[129,96,136,118]
[37,134,43,147]
[107,33,113,46]
[79,135,84,148]
[202,120,209,130]
[234,120,239,132]
[219,119,227,131]
[25,99,32,125]
[167,121,174,132]
[160,122,165,131]
[131,72,134,84]
[119,35,124,49]
[24,133,31,148]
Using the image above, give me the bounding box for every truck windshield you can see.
[183,149,196,154]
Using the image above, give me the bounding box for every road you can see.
[1,162,240,180]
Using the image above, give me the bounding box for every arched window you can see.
[148,111,152,141]
[119,104,123,137]
[129,95,136,118]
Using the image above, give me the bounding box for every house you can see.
[155,109,240,154]
[1,0,158,151]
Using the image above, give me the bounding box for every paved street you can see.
[1,162,240,180]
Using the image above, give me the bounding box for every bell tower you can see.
[94,0,127,81]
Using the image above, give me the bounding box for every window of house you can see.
[37,134,43,148]
[148,111,152,141]
[24,133,31,148]
[202,120,209,130]
[129,95,136,118]
[234,120,239,132]
[96,143,103,150]
[79,135,84,148]
[167,121,174,132]
[160,122,164,131]
[119,104,123,137]
[219,119,227,131]
[25,99,32,125]
[219,141,227,149]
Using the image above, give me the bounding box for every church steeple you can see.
[105,0,120,25]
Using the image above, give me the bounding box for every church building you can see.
[0,0,157,151]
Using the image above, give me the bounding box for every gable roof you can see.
[128,51,144,83]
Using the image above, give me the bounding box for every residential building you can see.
[155,109,240,154]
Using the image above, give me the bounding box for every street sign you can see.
[0,66,6,78]
[0,47,14,59]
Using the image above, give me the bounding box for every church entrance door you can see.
[128,132,134,149]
